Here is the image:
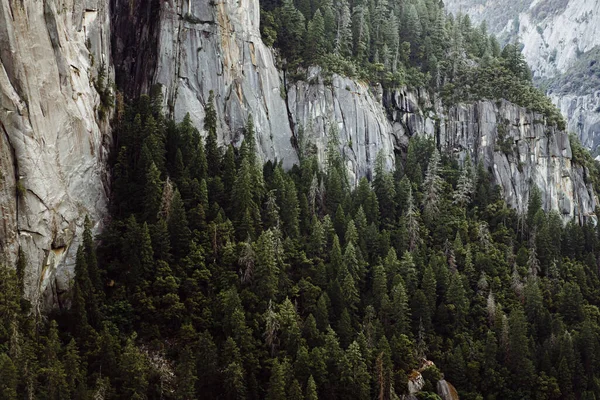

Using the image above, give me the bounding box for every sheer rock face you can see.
[386,90,597,222]
[144,0,298,168]
[444,0,600,152]
[551,93,600,152]
[0,0,111,310]
[287,70,396,185]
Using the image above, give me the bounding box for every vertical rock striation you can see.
[386,90,597,222]
[287,69,396,184]
[0,0,111,310]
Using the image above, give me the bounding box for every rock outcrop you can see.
[551,92,600,152]
[287,69,396,184]
[387,89,597,221]
[0,0,111,310]
[444,0,600,153]
[437,379,460,400]
[111,0,596,222]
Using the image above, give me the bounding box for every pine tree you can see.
[277,0,307,64]
[168,189,191,260]
[391,280,410,335]
[233,158,261,239]
[373,151,396,227]
[453,164,473,207]
[305,375,319,400]
[406,187,421,252]
[421,265,437,315]
[507,307,534,386]
[423,149,443,219]
[144,162,163,222]
[526,184,542,233]
[204,90,221,176]
[222,337,247,400]
[255,230,281,303]
[339,341,371,400]
[334,0,352,56]
[371,264,387,309]
[278,298,302,355]
[40,321,68,400]
[288,378,303,400]
[0,353,17,400]
[306,10,326,62]
[120,334,149,400]
[267,359,288,400]
[63,339,85,398]
[175,346,198,400]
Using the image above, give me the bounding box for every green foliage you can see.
[570,133,600,193]
[258,0,564,125]
[94,62,114,119]
[8,93,600,400]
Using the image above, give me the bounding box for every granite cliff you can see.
[0,0,596,309]
[0,0,112,310]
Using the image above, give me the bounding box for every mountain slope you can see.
[0,0,597,309]
[444,0,600,153]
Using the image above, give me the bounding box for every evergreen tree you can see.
[423,149,443,219]
[168,189,191,260]
[305,375,319,400]
[175,346,198,400]
[119,335,149,400]
[267,359,288,400]
[204,90,221,176]
[306,10,326,62]
[0,353,17,400]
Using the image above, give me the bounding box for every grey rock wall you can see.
[386,90,597,222]
[551,92,600,151]
[287,69,396,185]
[153,0,298,168]
[0,0,111,310]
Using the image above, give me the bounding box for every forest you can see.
[261,0,565,128]
[1,0,600,399]
[1,91,600,400]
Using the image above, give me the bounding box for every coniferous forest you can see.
[2,91,600,400]
[261,0,565,128]
[2,0,600,399]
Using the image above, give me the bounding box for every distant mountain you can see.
[444,0,600,153]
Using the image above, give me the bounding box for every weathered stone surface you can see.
[0,0,111,310]
[437,379,460,400]
[287,69,396,184]
[551,92,600,151]
[153,0,298,168]
[386,92,597,222]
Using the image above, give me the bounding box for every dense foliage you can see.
[2,91,600,399]
[261,0,564,127]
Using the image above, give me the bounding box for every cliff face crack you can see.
[0,118,19,229]
[18,228,44,237]
[282,70,298,153]
[26,188,51,212]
